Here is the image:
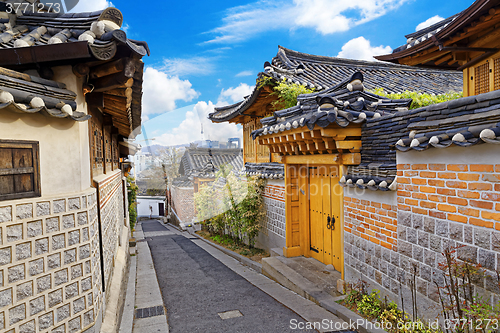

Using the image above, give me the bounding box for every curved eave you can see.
[375,0,494,63]
[209,86,263,123]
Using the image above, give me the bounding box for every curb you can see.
[166,223,263,273]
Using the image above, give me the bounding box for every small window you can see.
[0,140,41,201]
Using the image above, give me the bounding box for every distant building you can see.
[169,148,243,227]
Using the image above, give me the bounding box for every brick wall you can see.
[344,159,500,315]
[344,198,398,250]
[171,186,195,224]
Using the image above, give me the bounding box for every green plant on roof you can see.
[369,88,463,110]
[257,76,315,111]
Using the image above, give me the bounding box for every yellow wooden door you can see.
[309,166,342,270]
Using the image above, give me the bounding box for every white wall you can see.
[137,196,166,217]
[0,65,91,196]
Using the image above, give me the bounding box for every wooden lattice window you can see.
[90,118,104,176]
[475,62,490,95]
[0,140,40,201]
[494,58,500,91]
[112,136,119,170]
[105,130,112,172]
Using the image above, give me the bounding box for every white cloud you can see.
[154,101,242,147]
[217,83,254,105]
[206,0,408,43]
[416,15,445,31]
[70,0,112,12]
[337,36,392,61]
[235,70,253,77]
[161,57,215,76]
[142,67,199,118]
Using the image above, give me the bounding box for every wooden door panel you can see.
[309,167,323,262]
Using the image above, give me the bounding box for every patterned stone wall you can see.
[344,161,500,315]
[261,184,286,238]
[0,188,99,333]
[171,186,195,224]
[95,171,124,292]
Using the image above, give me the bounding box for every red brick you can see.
[458,173,480,181]
[412,193,427,200]
[497,203,500,212]
[412,164,427,170]
[448,197,468,206]
[345,227,352,233]
[381,229,392,237]
[344,197,352,202]
[387,237,398,245]
[386,224,397,232]
[482,211,500,222]
[352,198,360,203]
[482,174,500,182]
[469,183,492,191]
[448,164,468,172]
[360,233,369,240]
[398,204,411,211]
[388,211,397,218]
[397,164,411,170]
[382,204,392,211]
[430,210,446,219]
[397,171,403,176]
[412,178,427,185]
[438,204,456,213]
[448,214,468,223]
[457,190,480,199]
[420,171,436,178]
[380,241,392,250]
[420,186,436,193]
[429,164,446,171]
[397,190,411,197]
[496,223,500,231]
[470,218,494,229]
[470,164,494,172]
[398,177,410,184]
[437,188,456,196]
[371,202,381,208]
[447,181,467,189]
[405,171,419,177]
[369,237,380,245]
[428,195,446,203]
[470,200,493,209]
[405,185,420,192]
[412,207,428,215]
[481,192,500,201]
[458,207,480,217]
[438,172,456,179]
[420,201,437,209]
[428,179,445,187]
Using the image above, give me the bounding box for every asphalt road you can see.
[141,220,316,333]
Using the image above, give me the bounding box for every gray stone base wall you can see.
[344,210,500,321]
[0,188,99,333]
[256,182,286,252]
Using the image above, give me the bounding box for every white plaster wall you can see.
[397,144,500,164]
[0,65,91,196]
[137,197,165,217]
[266,179,285,186]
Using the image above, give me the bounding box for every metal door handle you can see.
[331,216,335,230]
[327,215,332,230]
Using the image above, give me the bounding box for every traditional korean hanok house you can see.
[250,69,500,319]
[209,46,462,255]
[170,148,243,227]
[0,4,148,333]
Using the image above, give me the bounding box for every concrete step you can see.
[270,247,283,257]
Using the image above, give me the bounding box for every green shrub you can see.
[127,176,138,231]
[369,88,463,110]
[257,76,315,110]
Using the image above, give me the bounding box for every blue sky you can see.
[72,0,472,146]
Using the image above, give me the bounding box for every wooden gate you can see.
[308,165,342,269]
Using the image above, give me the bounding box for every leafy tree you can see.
[369,88,463,110]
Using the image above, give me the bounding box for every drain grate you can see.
[135,305,165,319]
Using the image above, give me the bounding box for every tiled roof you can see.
[0,66,89,121]
[209,46,462,123]
[172,176,193,188]
[244,163,284,179]
[178,148,244,179]
[393,90,500,151]
[251,72,408,190]
[0,6,148,61]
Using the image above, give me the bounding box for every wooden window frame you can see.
[0,140,41,201]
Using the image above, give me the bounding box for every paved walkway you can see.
[126,219,346,333]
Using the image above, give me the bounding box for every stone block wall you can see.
[344,159,500,318]
[171,186,194,224]
[261,184,286,238]
[0,189,99,333]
